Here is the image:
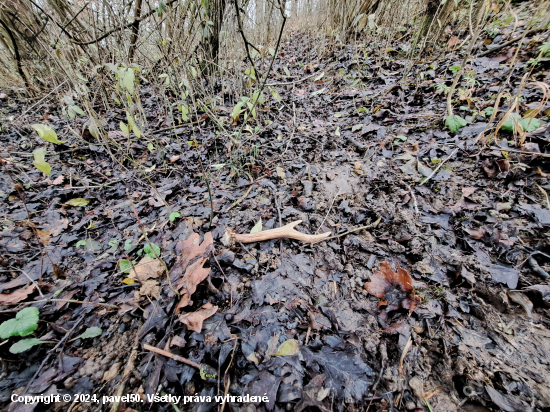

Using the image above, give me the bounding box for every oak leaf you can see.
[364,261,420,313]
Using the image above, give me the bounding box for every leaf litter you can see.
[1,17,550,412]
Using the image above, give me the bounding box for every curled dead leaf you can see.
[364,261,420,313]
[178,302,218,333]
[171,232,214,311]
[0,285,35,305]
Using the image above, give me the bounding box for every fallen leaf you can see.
[364,261,420,313]
[103,362,121,382]
[129,256,164,281]
[36,229,50,245]
[170,335,186,348]
[274,339,300,356]
[507,290,533,317]
[78,326,103,339]
[250,218,262,233]
[43,217,68,237]
[171,232,214,310]
[464,226,486,239]
[169,155,180,163]
[0,285,35,305]
[276,166,286,180]
[178,302,218,333]
[409,376,425,401]
[447,36,459,49]
[52,175,64,185]
[65,198,90,207]
[137,280,160,299]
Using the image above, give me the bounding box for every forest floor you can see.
[1,22,550,412]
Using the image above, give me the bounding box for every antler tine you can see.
[231,220,331,244]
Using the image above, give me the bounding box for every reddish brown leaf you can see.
[0,284,35,304]
[464,226,487,239]
[56,289,78,310]
[447,36,459,49]
[170,232,214,311]
[178,302,218,333]
[364,261,420,313]
[174,258,211,310]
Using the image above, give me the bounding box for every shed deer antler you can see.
[227,220,331,244]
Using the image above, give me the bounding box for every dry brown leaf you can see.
[43,217,68,237]
[137,280,160,299]
[364,261,420,313]
[409,376,425,401]
[447,36,459,49]
[174,258,211,311]
[103,362,121,382]
[170,232,214,310]
[170,335,186,348]
[0,285,35,305]
[37,229,50,245]
[464,226,487,239]
[169,155,180,163]
[56,289,78,310]
[276,166,286,180]
[178,302,218,333]
[52,175,64,185]
[129,256,164,281]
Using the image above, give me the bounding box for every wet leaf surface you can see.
[1,19,550,412]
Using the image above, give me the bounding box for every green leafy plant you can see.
[0,307,39,338]
[528,41,550,66]
[137,242,161,258]
[10,338,50,354]
[445,115,467,133]
[31,124,65,144]
[436,82,451,94]
[62,96,86,119]
[108,239,119,248]
[78,327,103,339]
[32,148,51,176]
[119,259,136,273]
[502,113,541,133]
[169,211,180,222]
[484,107,495,116]
[76,240,86,248]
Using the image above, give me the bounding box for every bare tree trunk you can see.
[128,0,143,62]
[200,0,226,74]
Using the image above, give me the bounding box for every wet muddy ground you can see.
[1,26,550,412]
